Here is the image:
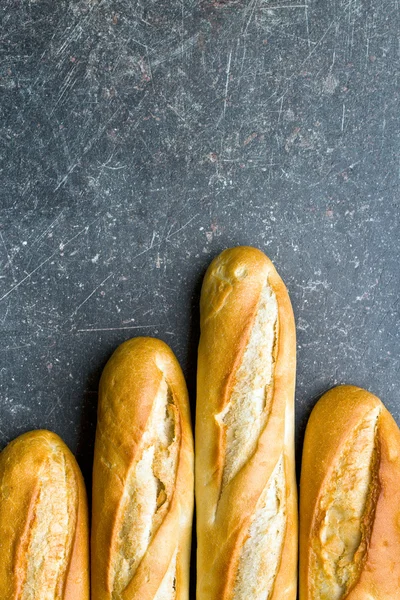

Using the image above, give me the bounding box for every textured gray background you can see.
[0,0,399,529]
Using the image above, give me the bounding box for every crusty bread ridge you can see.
[196,246,297,600]
[299,385,400,600]
[91,337,194,600]
[0,429,89,600]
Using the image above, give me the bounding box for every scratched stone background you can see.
[0,0,399,532]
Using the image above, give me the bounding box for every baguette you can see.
[91,337,194,600]
[0,429,89,600]
[299,385,400,600]
[196,246,297,600]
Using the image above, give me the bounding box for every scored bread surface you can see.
[0,430,89,600]
[153,550,178,600]
[91,337,194,600]
[300,385,400,600]
[196,246,297,600]
[217,281,278,489]
[21,449,77,600]
[310,407,380,600]
[233,455,287,600]
[110,377,180,596]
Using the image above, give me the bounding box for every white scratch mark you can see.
[77,325,160,332]
[50,64,79,116]
[239,42,247,83]
[365,34,370,65]
[167,103,186,122]
[166,214,199,241]
[181,0,185,56]
[150,231,157,248]
[262,4,308,7]
[349,21,355,59]
[45,397,64,419]
[243,0,259,35]
[131,243,158,261]
[301,21,334,67]
[0,343,32,353]
[54,162,80,192]
[275,20,336,104]
[0,230,16,282]
[54,107,121,192]
[304,0,311,49]
[146,46,155,92]
[58,225,89,251]
[0,251,58,303]
[32,209,66,248]
[341,103,345,132]
[68,273,113,320]
[381,104,387,148]
[151,34,199,68]
[223,50,233,118]
[0,223,94,303]
[330,49,336,72]
[1,302,10,325]
[278,96,284,124]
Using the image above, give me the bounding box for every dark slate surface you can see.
[0,0,399,542]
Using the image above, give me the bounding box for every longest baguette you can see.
[300,385,400,600]
[91,337,194,600]
[0,430,89,600]
[196,246,297,600]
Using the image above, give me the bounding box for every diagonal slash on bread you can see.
[110,376,181,597]
[91,337,194,600]
[300,385,400,600]
[0,430,89,600]
[196,246,297,600]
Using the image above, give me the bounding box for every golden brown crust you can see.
[299,385,400,600]
[196,246,297,600]
[91,337,194,600]
[0,429,89,600]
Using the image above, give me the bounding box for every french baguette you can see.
[299,385,400,600]
[196,246,297,600]
[91,337,194,600]
[0,429,89,600]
